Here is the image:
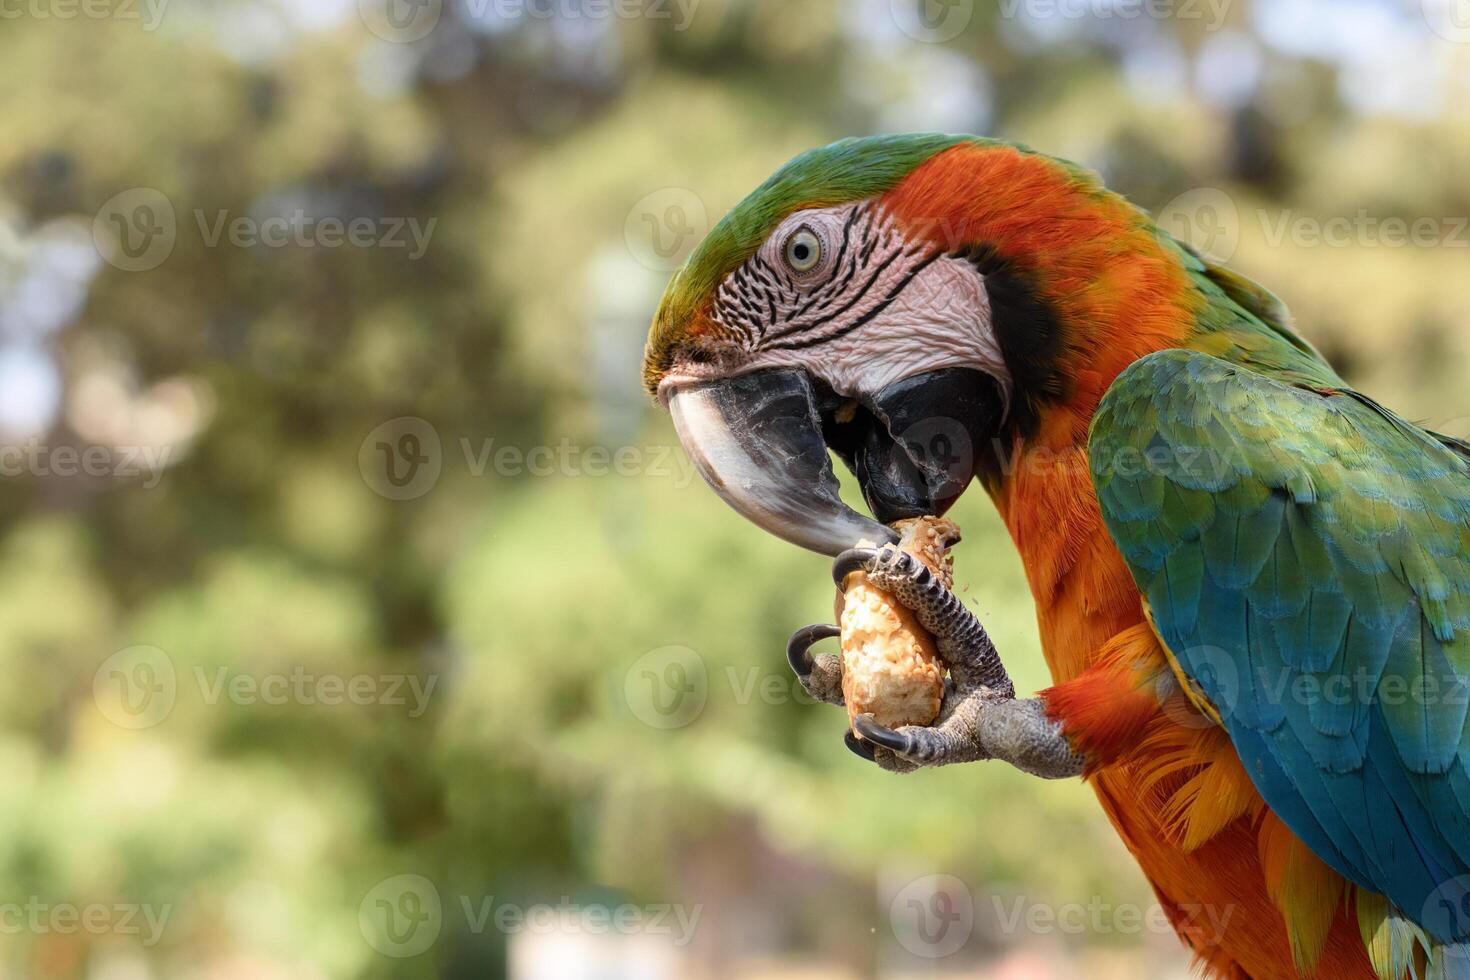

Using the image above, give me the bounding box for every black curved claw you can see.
[844,730,877,761]
[831,547,881,588]
[786,623,840,679]
[853,714,914,755]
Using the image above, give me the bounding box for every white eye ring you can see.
[783,227,822,274]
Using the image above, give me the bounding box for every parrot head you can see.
[644,134,1194,555]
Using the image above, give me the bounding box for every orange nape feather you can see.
[880,141,1200,416]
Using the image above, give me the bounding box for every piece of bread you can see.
[837,516,960,733]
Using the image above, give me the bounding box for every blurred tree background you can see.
[0,0,1467,977]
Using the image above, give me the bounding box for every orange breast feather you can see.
[1009,476,1374,979]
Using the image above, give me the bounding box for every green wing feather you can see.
[1092,348,1470,948]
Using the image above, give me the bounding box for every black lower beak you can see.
[667,366,1006,554]
[825,368,1007,524]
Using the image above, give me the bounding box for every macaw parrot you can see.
[642,134,1470,979]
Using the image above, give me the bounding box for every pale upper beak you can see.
[669,368,897,555]
[667,366,1006,556]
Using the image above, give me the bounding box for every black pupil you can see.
[793,242,810,261]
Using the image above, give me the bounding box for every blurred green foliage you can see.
[0,1,1466,977]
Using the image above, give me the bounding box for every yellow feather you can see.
[1258,813,1345,974]
[1356,888,1432,980]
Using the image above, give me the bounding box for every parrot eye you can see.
[783,227,822,274]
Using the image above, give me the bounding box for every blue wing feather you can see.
[1092,349,1470,942]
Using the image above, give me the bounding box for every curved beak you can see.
[668,368,898,556]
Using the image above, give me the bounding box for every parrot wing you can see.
[1091,348,1470,942]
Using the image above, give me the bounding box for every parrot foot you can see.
[786,623,844,706]
[852,698,1085,777]
[786,625,893,766]
[825,546,1083,777]
[832,546,1015,699]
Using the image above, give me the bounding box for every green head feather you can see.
[642,133,970,393]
